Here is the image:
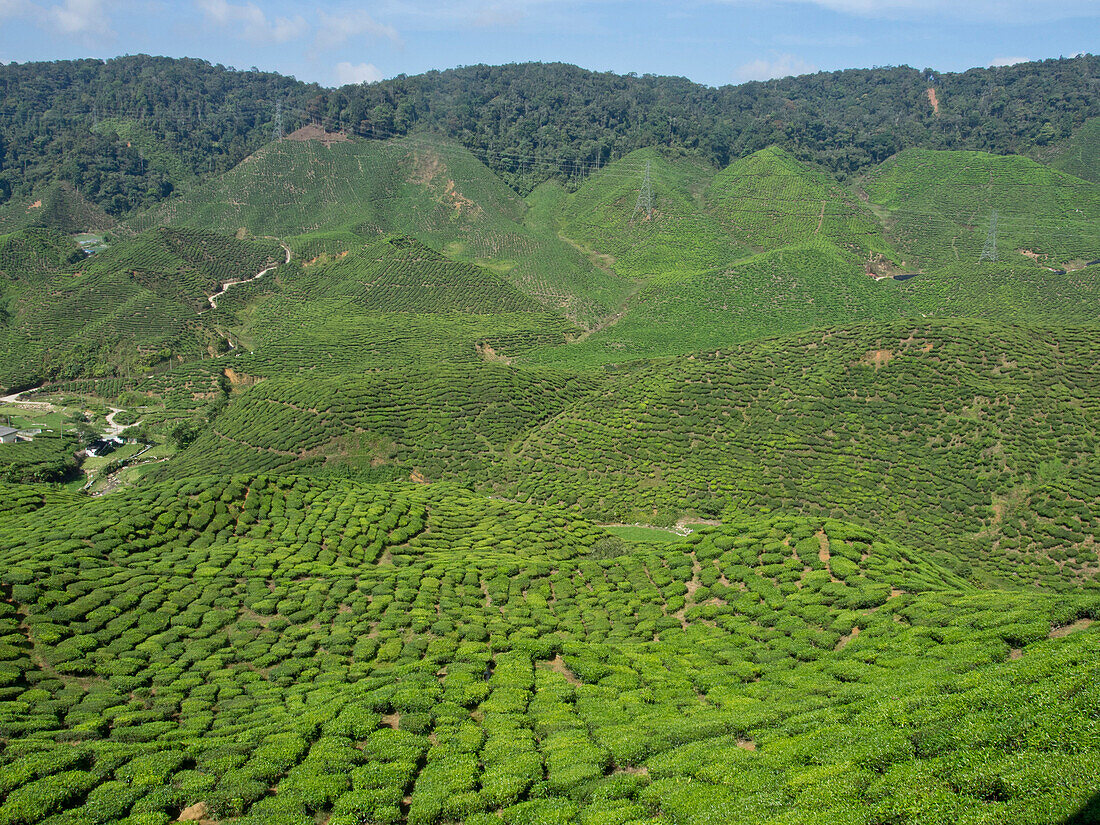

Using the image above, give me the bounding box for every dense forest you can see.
[0,56,317,213]
[1,54,1098,210]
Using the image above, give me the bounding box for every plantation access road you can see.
[0,389,60,413]
[208,240,292,309]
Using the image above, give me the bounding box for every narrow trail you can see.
[207,241,291,309]
[814,200,826,235]
[104,408,140,439]
[0,389,58,412]
[570,280,644,345]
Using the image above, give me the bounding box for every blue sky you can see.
[0,0,1097,88]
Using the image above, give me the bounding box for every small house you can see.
[0,425,18,444]
[86,436,123,457]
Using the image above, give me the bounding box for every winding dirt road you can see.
[208,241,292,309]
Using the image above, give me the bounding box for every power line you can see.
[980,210,998,262]
[632,160,654,221]
[272,100,284,141]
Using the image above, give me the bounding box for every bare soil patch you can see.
[176,801,216,824]
[284,124,350,146]
[1049,618,1093,638]
[476,342,512,364]
[835,625,860,651]
[926,88,940,115]
[548,655,581,685]
[861,349,894,369]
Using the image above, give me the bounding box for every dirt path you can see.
[207,241,291,309]
[104,407,140,439]
[0,389,59,413]
[814,200,826,234]
[569,280,644,344]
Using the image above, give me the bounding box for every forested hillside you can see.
[3,54,1099,212]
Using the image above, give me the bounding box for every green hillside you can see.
[704,146,900,264]
[163,365,597,483]
[77,228,283,311]
[0,182,116,236]
[141,133,630,327]
[864,148,1100,267]
[0,229,84,283]
[1049,116,1100,184]
[526,239,907,369]
[505,319,1100,591]
[0,229,282,388]
[3,57,1100,825]
[557,148,748,280]
[0,474,1096,825]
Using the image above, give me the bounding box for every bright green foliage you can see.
[1049,116,1100,184]
[704,146,898,261]
[164,364,595,482]
[0,228,281,387]
[865,148,1100,266]
[143,134,630,326]
[506,320,1100,590]
[0,475,1095,824]
[559,148,748,280]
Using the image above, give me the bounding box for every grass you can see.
[602,524,687,543]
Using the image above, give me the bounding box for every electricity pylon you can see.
[979,210,998,262]
[632,160,653,221]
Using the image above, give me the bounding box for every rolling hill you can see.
[138,131,631,327]
[504,319,1100,591]
[2,56,1100,825]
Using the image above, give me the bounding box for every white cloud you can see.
[315,9,400,49]
[715,0,1099,22]
[0,0,31,18]
[733,53,817,83]
[990,56,1031,67]
[334,61,383,86]
[197,0,307,43]
[49,0,112,36]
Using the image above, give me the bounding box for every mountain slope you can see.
[505,319,1100,590]
[140,132,630,326]
[0,474,1095,824]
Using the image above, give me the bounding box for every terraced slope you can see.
[1049,116,1100,184]
[0,229,283,389]
[526,238,908,369]
[0,229,84,283]
[704,146,900,264]
[505,319,1100,590]
[77,228,284,311]
[0,181,115,236]
[162,365,597,484]
[0,475,1096,825]
[557,148,748,280]
[864,147,1100,267]
[140,134,630,326]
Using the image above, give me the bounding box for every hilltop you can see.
[4,55,1100,214]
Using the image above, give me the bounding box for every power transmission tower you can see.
[272,100,284,140]
[979,210,998,262]
[632,160,653,221]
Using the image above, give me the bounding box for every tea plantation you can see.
[0,475,1097,825]
[1,124,1100,825]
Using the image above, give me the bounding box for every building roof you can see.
[0,425,17,438]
